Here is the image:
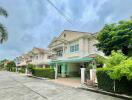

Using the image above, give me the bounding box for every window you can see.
[70,44,79,53]
[57,50,63,57]
[75,44,79,51]
[70,45,74,52]
[64,34,66,37]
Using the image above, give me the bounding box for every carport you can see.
[50,57,95,84]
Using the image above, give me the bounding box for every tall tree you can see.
[0,7,8,44]
[96,17,132,56]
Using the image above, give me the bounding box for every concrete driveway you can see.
[0,71,124,100]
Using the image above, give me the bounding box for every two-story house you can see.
[29,47,51,68]
[15,47,51,68]
[48,30,104,78]
[15,54,29,67]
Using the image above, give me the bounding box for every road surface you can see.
[0,71,124,100]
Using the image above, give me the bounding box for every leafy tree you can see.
[0,7,8,44]
[96,17,132,56]
[27,64,35,73]
[6,61,16,71]
[0,59,8,69]
[108,58,132,80]
[95,55,106,68]
[105,51,127,68]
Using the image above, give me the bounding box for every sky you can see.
[0,0,132,60]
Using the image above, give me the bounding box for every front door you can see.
[58,65,61,76]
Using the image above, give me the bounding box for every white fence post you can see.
[55,64,58,79]
[90,69,97,83]
[81,68,86,84]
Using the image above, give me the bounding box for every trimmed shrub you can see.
[97,68,132,95]
[96,68,114,92]
[19,67,26,73]
[6,61,16,71]
[27,64,35,73]
[11,67,16,72]
[32,68,55,79]
[95,55,106,68]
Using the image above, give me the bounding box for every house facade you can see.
[48,30,104,79]
[29,47,51,68]
[15,47,51,68]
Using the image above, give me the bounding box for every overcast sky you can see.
[0,0,132,60]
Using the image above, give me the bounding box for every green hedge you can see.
[32,68,55,79]
[11,67,16,72]
[96,69,114,92]
[19,67,26,73]
[97,69,132,95]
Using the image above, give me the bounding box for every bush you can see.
[6,61,16,71]
[27,64,35,73]
[97,68,132,95]
[19,67,26,73]
[105,51,127,68]
[11,67,16,72]
[108,58,132,80]
[95,56,106,68]
[97,68,114,92]
[32,68,55,79]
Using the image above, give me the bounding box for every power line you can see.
[46,0,72,24]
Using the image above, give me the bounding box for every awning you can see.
[49,57,94,64]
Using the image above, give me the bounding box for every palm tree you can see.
[0,7,8,44]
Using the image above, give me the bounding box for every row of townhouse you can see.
[14,30,104,82]
[15,47,51,68]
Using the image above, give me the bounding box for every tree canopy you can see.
[0,7,8,44]
[96,17,132,56]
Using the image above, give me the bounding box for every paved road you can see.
[0,71,124,100]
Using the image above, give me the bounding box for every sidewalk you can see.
[79,84,132,100]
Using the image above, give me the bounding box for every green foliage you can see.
[96,51,132,94]
[105,51,127,68]
[19,67,26,73]
[27,64,35,73]
[0,7,8,17]
[6,61,16,71]
[0,59,8,69]
[0,7,8,44]
[98,51,132,80]
[32,68,55,79]
[96,69,114,92]
[96,69,132,94]
[96,17,132,56]
[95,56,106,68]
[108,58,132,80]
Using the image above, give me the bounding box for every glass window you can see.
[57,50,63,57]
[70,45,74,52]
[75,44,79,51]
[70,44,79,52]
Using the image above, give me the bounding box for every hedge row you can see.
[96,69,132,95]
[32,68,55,79]
[19,67,26,73]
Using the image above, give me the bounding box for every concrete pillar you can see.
[61,63,66,77]
[16,67,18,72]
[55,64,58,79]
[25,67,28,75]
[81,68,86,84]
[90,69,97,83]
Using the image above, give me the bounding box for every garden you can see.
[95,17,132,95]
[96,52,132,95]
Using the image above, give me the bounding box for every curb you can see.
[79,86,132,100]
[27,74,48,80]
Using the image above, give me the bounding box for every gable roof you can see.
[48,30,96,47]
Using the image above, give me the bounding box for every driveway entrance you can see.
[50,77,81,87]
